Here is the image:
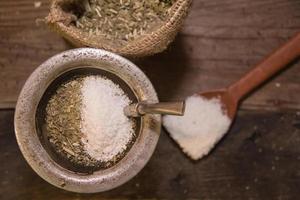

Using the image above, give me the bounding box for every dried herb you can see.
[75,0,175,42]
[45,77,98,167]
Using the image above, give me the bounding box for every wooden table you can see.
[1,0,300,199]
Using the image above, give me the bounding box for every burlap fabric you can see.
[46,0,192,57]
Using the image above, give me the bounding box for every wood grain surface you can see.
[0,0,300,110]
[1,109,300,199]
[1,0,300,199]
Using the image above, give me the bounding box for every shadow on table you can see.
[135,34,191,101]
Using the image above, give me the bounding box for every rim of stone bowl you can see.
[14,48,161,193]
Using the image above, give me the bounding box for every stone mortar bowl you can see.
[14,48,161,193]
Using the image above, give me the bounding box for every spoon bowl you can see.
[163,32,300,161]
[198,89,237,120]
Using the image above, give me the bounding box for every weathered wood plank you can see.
[0,0,300,110]
[1,109,299,199]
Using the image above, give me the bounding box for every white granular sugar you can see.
[81,76,134,162]
[163,95,231,160]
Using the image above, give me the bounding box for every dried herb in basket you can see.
[46,0,191,57]
[75,0,175,42]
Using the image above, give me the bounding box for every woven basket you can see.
[46,0,192,57]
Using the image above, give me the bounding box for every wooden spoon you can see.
[199,32,300,120]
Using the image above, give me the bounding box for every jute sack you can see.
[46,0,192,57]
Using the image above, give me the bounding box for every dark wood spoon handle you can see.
[228,32,300,102]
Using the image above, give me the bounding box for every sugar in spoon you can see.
[164,32,300,160]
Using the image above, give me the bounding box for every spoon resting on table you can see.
[163,32,300,160]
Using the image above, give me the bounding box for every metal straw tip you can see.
[124,103,140,117]
[124,101,186,118]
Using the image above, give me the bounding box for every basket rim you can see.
[46,0,192,57]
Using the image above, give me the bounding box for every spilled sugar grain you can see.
[81,76,135,162]
[163,95,231,160]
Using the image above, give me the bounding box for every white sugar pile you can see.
[163,95,231,160]
[81,76,134,162]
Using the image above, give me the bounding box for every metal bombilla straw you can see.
[124,101,186,117]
